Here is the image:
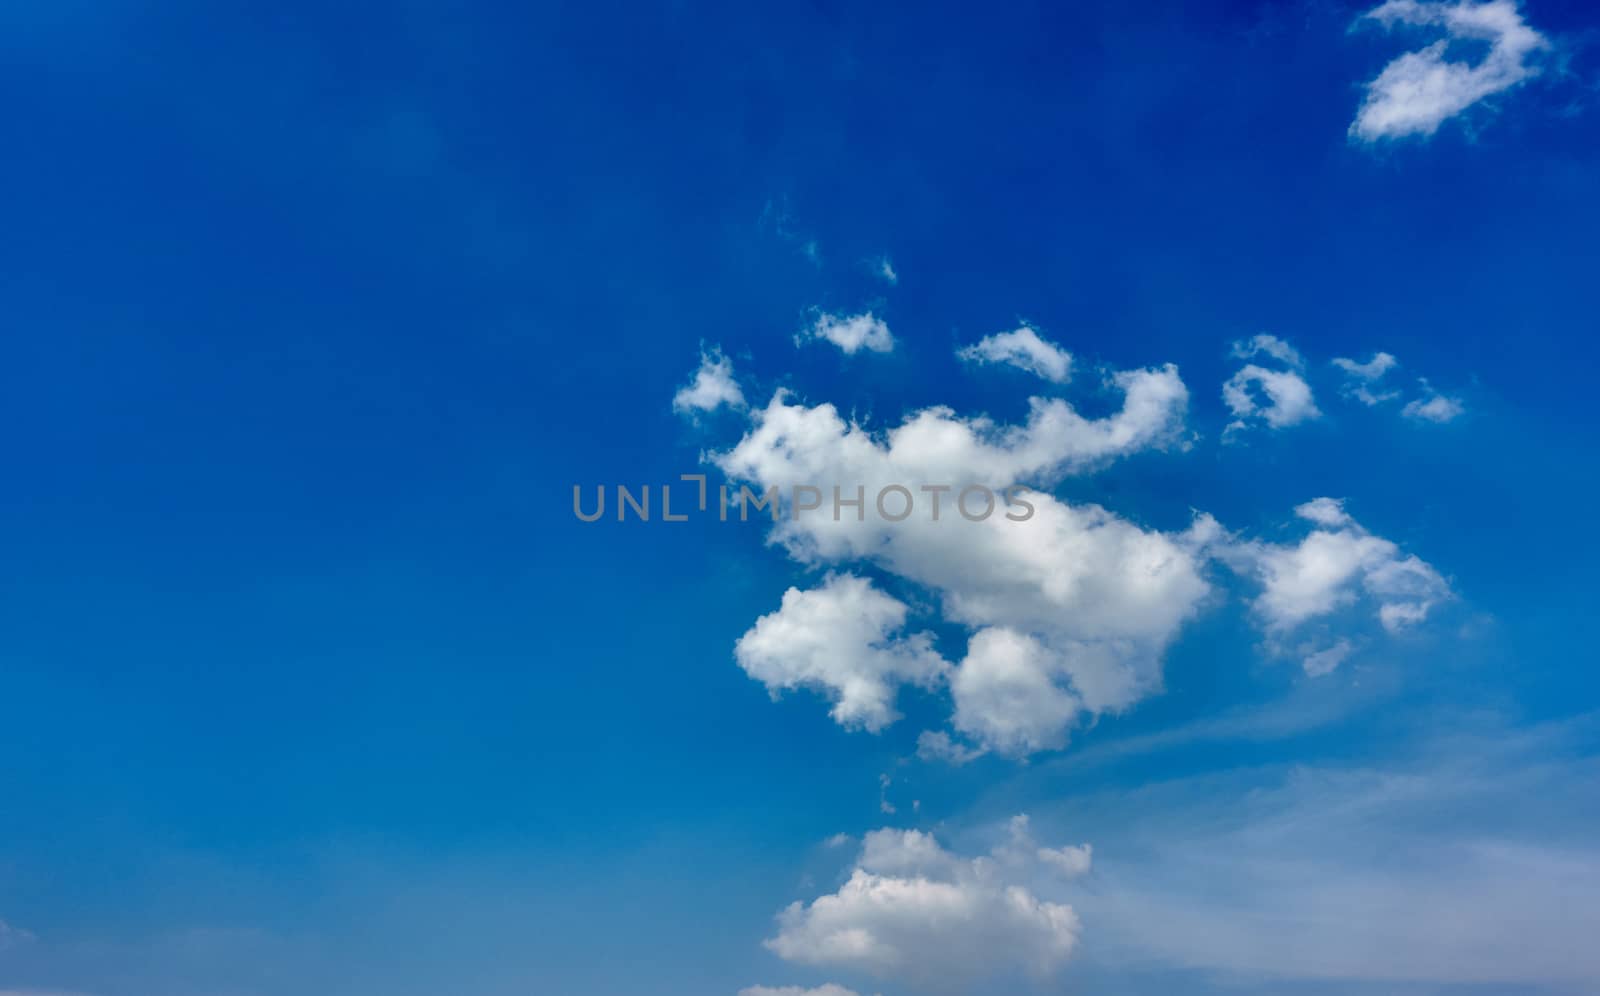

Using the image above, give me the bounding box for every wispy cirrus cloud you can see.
[1068,712,1600,989]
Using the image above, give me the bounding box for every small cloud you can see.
[1232,333,1305,369]
[1333,352,1399,381]
[878,772,897,814]
[1350,0,1550,142]
[1301,638,1355,677]
[1333,351,1401,405]
[871,256,898,285]
[957,326,1073,384]
[916,729,987,766]
[1223,365,1321,435]
[1402,380,1465,423]
[797,311,895,355]
[1295,497,1352,528]
[672,346,746,415]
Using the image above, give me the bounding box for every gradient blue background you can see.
[1,1,1597,993]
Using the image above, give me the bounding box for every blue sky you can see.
[2,1,1599,994]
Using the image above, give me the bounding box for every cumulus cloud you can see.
[1223,365,1321,434]
[694,335,1455,756]
[1351,0,1549,142]
[1333,351,1401,405]
[735,574,950,732]
[767,821,1085,986]
[1223,335,1319,436]
[717,366,1189,514]
[1231,333,1305,369]
[1221,497,1451,635]
[798,312,895,355]
[673,347,746,414]
[713,367,1207,753]
[956,326,1073,384]
[1402,380,1466,422]
[952,628,1084,755]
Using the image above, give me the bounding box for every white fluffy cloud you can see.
[713,366,1207,753]
[735,574,949,732]
[1224,335,1318,435]
[766,821,1086,985]
[1221,497,1450,635]
[717,365,1189,512]
[672,347,746,414]
[1333,351,1401,405]
[798,312,895,354]
[1351,0,1549,141]
[687,336,1453,756]
[951,628,1083,755]
[1223,364,1321,433]
[956,326,1073,384]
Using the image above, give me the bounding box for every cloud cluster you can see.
[956,326,1073,384]
[717,365,1205,754]
[689,330,1455,748]
[1333,353,1466,421]
[1351,0,1549,141]
[766,819,1088,985]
